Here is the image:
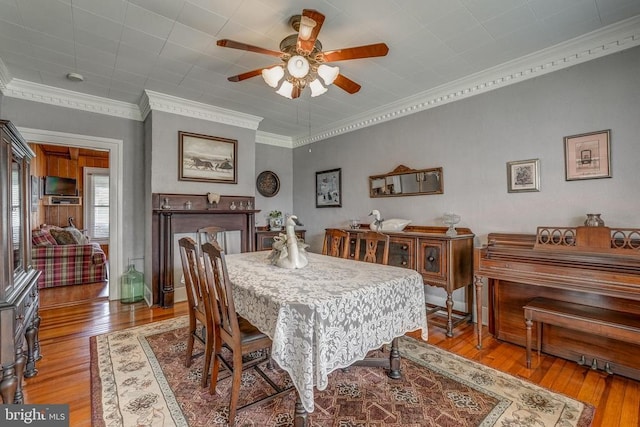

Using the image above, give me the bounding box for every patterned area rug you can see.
[90,317,594,426]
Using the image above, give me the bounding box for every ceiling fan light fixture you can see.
[262,65,284,87]
[298,16,316,40]
[287,55,310,78]
[309,79,327,97]
[317,64,339,85]
[276,80,294,99]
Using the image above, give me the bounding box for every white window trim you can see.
[84,167,110,242]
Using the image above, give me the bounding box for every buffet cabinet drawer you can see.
[388,236,415,269]
[256,230,306,251]
[417,239,448,285]
[13,282,39,341]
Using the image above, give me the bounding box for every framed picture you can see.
[564,130,611,181]
[179,131,237,183]
[31,175,39,210]
[316,168,342,208]
[507,159,540,193]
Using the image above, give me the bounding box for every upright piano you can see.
[474,225,640,381]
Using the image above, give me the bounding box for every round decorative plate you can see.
[256,170,280,197]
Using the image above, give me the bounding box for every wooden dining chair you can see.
[197,226,228,253]
[354,230,390,265]
[321,228,351,259]
[201,241,292,425]
[178,237,214,388]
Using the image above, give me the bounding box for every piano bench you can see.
[524,297,640,369]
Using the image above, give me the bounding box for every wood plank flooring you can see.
[22,294,640,427]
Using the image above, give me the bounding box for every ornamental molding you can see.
[255,131,293,148]
[292,15,640,147]
[140,90,263,130]
[0,16,638,147]
[2,79,142,121]
[0,58,11,91]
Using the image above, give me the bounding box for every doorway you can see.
[19,127,124,302]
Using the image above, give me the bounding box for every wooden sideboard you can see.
[474,227,640,380]
[255,228,306,251]
[0,121,41,404]
[344,225,474,337]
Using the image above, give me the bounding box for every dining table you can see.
[224,251,428,426]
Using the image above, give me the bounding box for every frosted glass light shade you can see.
[309,79,327,97]
[287,55,310,78]
[317,64,339,85]
[262,66,284,88]
[276,80,294,99]
[298,16,316,40]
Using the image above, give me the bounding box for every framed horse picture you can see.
[179,131,237,183]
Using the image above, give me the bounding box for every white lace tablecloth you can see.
[225,251,428,413]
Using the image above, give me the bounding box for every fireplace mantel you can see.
[151,193,259,307]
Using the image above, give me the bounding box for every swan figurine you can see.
[268,215,309,269]
[368,209,412,232]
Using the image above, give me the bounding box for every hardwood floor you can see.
[23,298,639,427]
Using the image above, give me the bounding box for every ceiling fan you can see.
[216,9,389,99]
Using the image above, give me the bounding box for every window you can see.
[84,168,109,240]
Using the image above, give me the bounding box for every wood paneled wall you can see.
[29,144,109,230]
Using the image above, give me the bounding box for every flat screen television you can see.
[43,176,77,196]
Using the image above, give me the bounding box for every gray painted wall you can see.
[292,46,640,310]
[293,46,640,249]
[254,144,293,228]
[148,110,256,195]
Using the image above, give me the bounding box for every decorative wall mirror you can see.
[369,165,443,198]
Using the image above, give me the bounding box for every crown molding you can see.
[2,79,142,120]
[0,58,11,91]
[292,15,640,147]
[255,131,293,148]
[140,90,263,130]
[0,16,638,147]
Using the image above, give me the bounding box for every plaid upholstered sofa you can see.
[31,226,108,289]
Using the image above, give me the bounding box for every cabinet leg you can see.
[13,348,26,404]
[33,315,42,361]
[445,293,454,338]
[474,275,484,349]
[0,363,18,404]
[25,324,39,378]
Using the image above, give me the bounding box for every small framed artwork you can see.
[316,168,342,208]
[179,131,237,183]
[507,159,540,193]
[564,130,611,181]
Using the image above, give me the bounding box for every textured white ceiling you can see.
[0,0,639,141]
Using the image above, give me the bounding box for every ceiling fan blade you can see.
[296,9,325,55]
[333,74,361,94]
[227,68,269,82]
[291,85,302,99]
[320,43,389,62]
[216,39,283,57]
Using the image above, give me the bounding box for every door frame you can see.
[19,127,124,300]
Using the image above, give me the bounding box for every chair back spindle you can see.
[322,228,351,259]
[354,231,390,265]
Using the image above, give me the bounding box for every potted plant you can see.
[268,210,283,231]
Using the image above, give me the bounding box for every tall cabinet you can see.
[0,120,41,404]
